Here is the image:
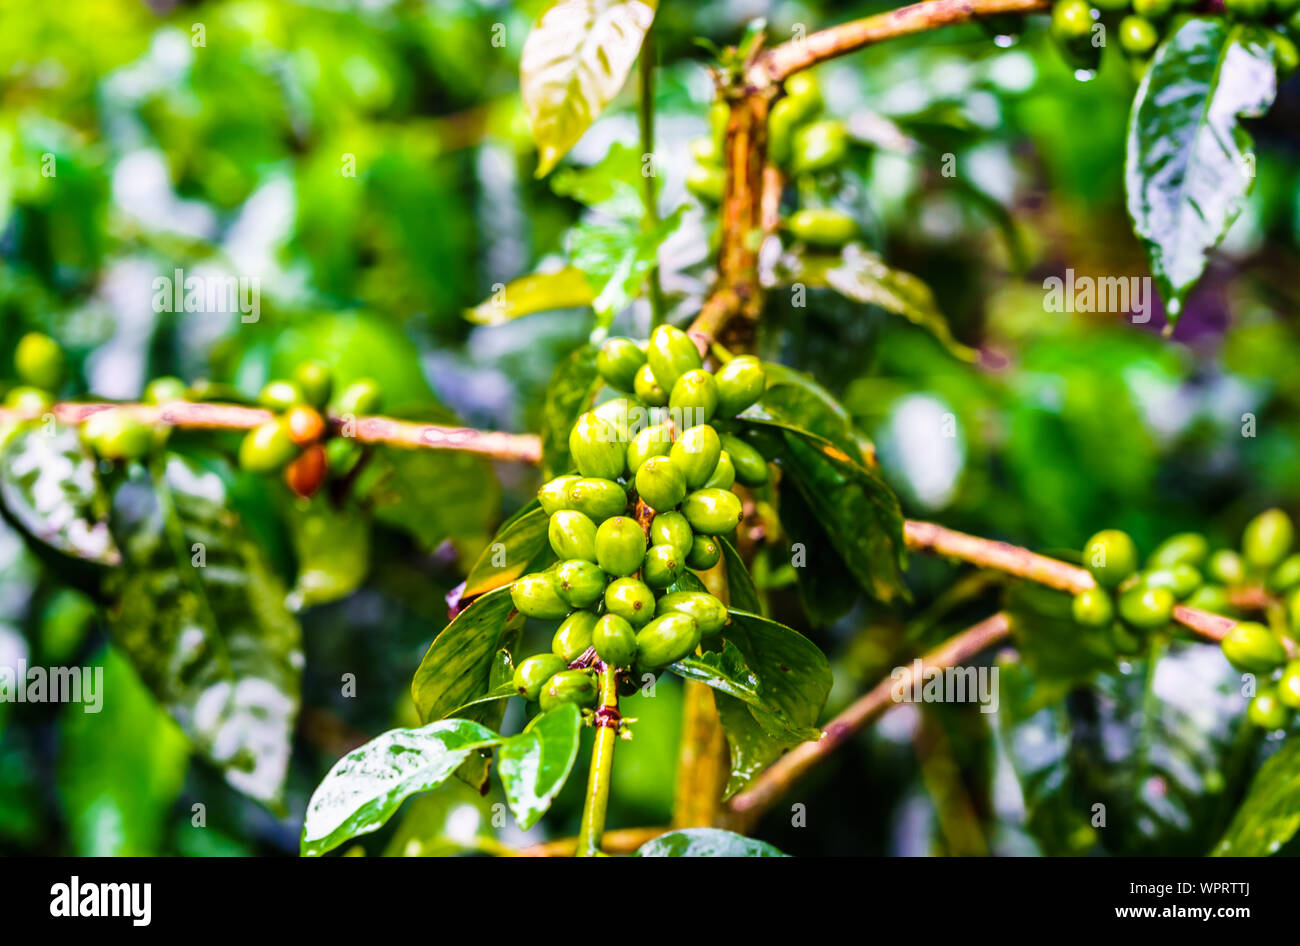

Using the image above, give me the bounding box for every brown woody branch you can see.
[0,401,543,464]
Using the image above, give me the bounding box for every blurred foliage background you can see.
[1,0,1298,857]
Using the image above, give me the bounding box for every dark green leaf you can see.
[1213,740,1300,856]
[721,610,831,738]
[496,704,582,829]
[713,692,794,800]
[670,640,818,740]
[774,484,859,626]
[0,422,119,565]
[540,344,601,479]
[1125,18,1277,325]
[105,456,302,806]
[300,718,499,857]
[636,827,788,857]
[462,502,552,600]
[411,585,521,724]
[520,0,658,177]
[719,537,761,614]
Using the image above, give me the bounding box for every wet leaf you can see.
[411,585,522,724]
[496,704,582,829]
[636,827,788,857]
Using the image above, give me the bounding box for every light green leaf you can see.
[1213,740,1300,857]
[301,718,499,857]
[521,0,658,177]
[636,827,788,857]
[464,267,593,325]
[497,704,582,829]
[285,499,370,610]
[567,206,684,326]
[1125,18,1277,326]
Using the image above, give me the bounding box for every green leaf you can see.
[1125,17,1277,326]
[550,143,645,215]
[774,484,860,626]
[496,704,583,829]
[0,422,119,565]
[540,344,602,479]
[411,585,521,724]
[722,610,830,738]
[567,206,684,326]
[301,718,499,857]
[521,0,658,177]
[777,243,976,361]
[636,827,788,857]
[285,499,370,610]
[105,456,302,806]
[462,501,552,600]
[713,692,793,800]
[464,267,594,325]
[740,411,907,604]
[1213,740,1300,856]
[671,641,818,741]
[57,647,190,856]
[719,537,761,614]
[363,445,499,552]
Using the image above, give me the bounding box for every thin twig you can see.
[518,825,667,857]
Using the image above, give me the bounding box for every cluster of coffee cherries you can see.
[1075,508,1300,730]
[235,366,380,499]
[688,73,859,251]
[509,325,769,711]
[1050,0,1298,75]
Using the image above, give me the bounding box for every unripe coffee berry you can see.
[714,356,766,417]
[513,654,568,701]
[636,455,687,511]
[569,411,625,480]
[670,425,722,490]
[595,516,647,576]
[604,577,656,627]
[596,337,647,392]
[645,324,702,393]
[592,614,637,667]
[1083,529,1138,588]
[682,488,743,535]
[549,510,599,563]
[552,610,599,662]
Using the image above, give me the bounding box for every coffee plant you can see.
[2,0,1299,860]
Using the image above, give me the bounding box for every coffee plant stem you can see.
[518,825,668,857]
[576,665,622,856]
[724,611,1014,832]
[639,25,666,331]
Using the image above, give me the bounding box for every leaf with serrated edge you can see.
[521,0,658,177]
[301,718,499,856]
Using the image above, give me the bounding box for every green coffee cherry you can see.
[144,376,188,405]
[1071,588,1114,627]
[548,510,598,563]
[539,669,598,711]
[636,455,687,511]
[634,364,669,407]
[4,386,52,413]
[643,544,684,589]
[334,378,382,415]
[539,475,581,515]
[690,136,720,166]
[593,614,638,668]
[604,577,656,628]
[709,101,729,153]
[1221,622,1288,674]
[82,409,153,461]
[293,360,333,408]
[1208,549,1246,586]
[1185,583,1233,616]
[239,420,297,472]
[596,337,647,392]
[1133,0,1173,17]
[554,559,607,608]
[786,208,857,247]
[552,610,599,662]
[1117,585,1175,630]
[646,325,702,394]
[1274,33,1298,76]
[1091,0,1130,10]
[1083,529,1139,588]
[325,437,362,477]
[636,613,701,668]
[791,120,848,175]
[569,411,625,480]
[687,535,721,570]
[258,379,304,411]
[1277,660,1300,709]
[1119,15,1159,56]
[1147,532,1209,569]
[627,422,674,474]
[719,434,768,487]
[595,516,647,577]
[513,654,569,701]
[1051,0,1094,40]
[566,477,627,522]
[783,71,822,123]
[686,165,726,204]
[655,591,728,636]
[649,510,694,559]
[714,356,766,417]
[1248,689,1290,730]
[1143,564,1202,600]
[510,572,571,620]
[669,425,722,490]
[669,370,719,425]
[14,332,64,390]
[593,396,643,443]
[1269,554,1300,593]
[682,488,743,535]
[703,451,736,490]
[1243,508,1293,570]
[768,97,798,167]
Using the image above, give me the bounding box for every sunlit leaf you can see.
[411,586,521,724]
[636,827,788,857]
[496,704,582,829]
[464,267,593,325]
